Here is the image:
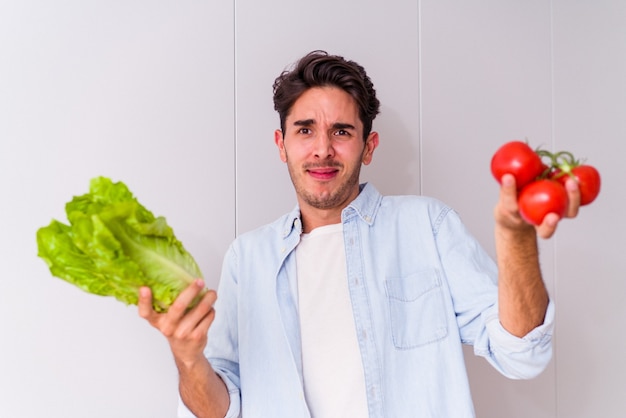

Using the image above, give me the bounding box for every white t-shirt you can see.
[296,223,369,417]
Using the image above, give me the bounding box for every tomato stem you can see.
[534,148,582,180]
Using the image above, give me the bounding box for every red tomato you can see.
[518,180,569,225]
[491,141,545,189]
[551,165,601,206]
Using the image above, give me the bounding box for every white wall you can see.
[0,2,234,416]
[1,1,624,417]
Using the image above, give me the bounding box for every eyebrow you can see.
[332,122,356,130]
[292,119,356,130]
[293,119,315,127]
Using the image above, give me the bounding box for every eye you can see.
[334,129,351,137]
[297,127,312,135]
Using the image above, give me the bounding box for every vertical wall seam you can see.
[549,1,559,417]
[417,0,423,196]
[233,0,239,239]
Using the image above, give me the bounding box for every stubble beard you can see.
[287,159,362,210]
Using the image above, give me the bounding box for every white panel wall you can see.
[1,1,624,417]
[0,1,234,417]
[552,1,626,416]
[233,0,421,235]
[419,2,557,417]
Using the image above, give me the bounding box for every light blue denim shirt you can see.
[178,183,554,418]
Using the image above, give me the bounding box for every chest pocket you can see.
[384,269,448,349]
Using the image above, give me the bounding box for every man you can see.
[139,50,580,417]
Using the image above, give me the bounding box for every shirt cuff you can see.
[176,368,241,418]
[214,368,242,418]
[477,299,555,379]
[485,298,555,350]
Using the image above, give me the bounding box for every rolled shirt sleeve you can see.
[476,299,555,379]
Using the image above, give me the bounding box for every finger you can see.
[564,178,580,218]
[178,305,217,343]
[494,174,526,230]
[190,306,217,340]
[200,289,218,309]
[137,286,155,320]
[499,174,519,211]
[173,290,217,337]
[535,213,560,239]
[168,279,207,317]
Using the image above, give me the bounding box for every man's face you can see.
[274,86,378,214]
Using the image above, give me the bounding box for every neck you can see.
[297,183,362,233]
[300,207,342,234]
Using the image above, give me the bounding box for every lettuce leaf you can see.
[37,177,204,312]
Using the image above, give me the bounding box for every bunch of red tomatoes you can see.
[491,141,601,225]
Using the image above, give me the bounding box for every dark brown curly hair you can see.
[272,50,380,141]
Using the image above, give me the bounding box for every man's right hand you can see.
[139,282,230,417]
[138,279,217,366]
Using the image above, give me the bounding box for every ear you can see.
[362,131,379,165]
[275,129,287,163]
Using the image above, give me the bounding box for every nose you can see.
[313,132,335,159]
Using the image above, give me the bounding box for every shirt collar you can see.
[281,205,303,238]
[280,182,382,239]
[343,182,382,226]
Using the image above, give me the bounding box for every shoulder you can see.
[352,183,455,226]
[230,208,299,252]
[379,194,455,223]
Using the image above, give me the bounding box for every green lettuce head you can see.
[37,177,204,312]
